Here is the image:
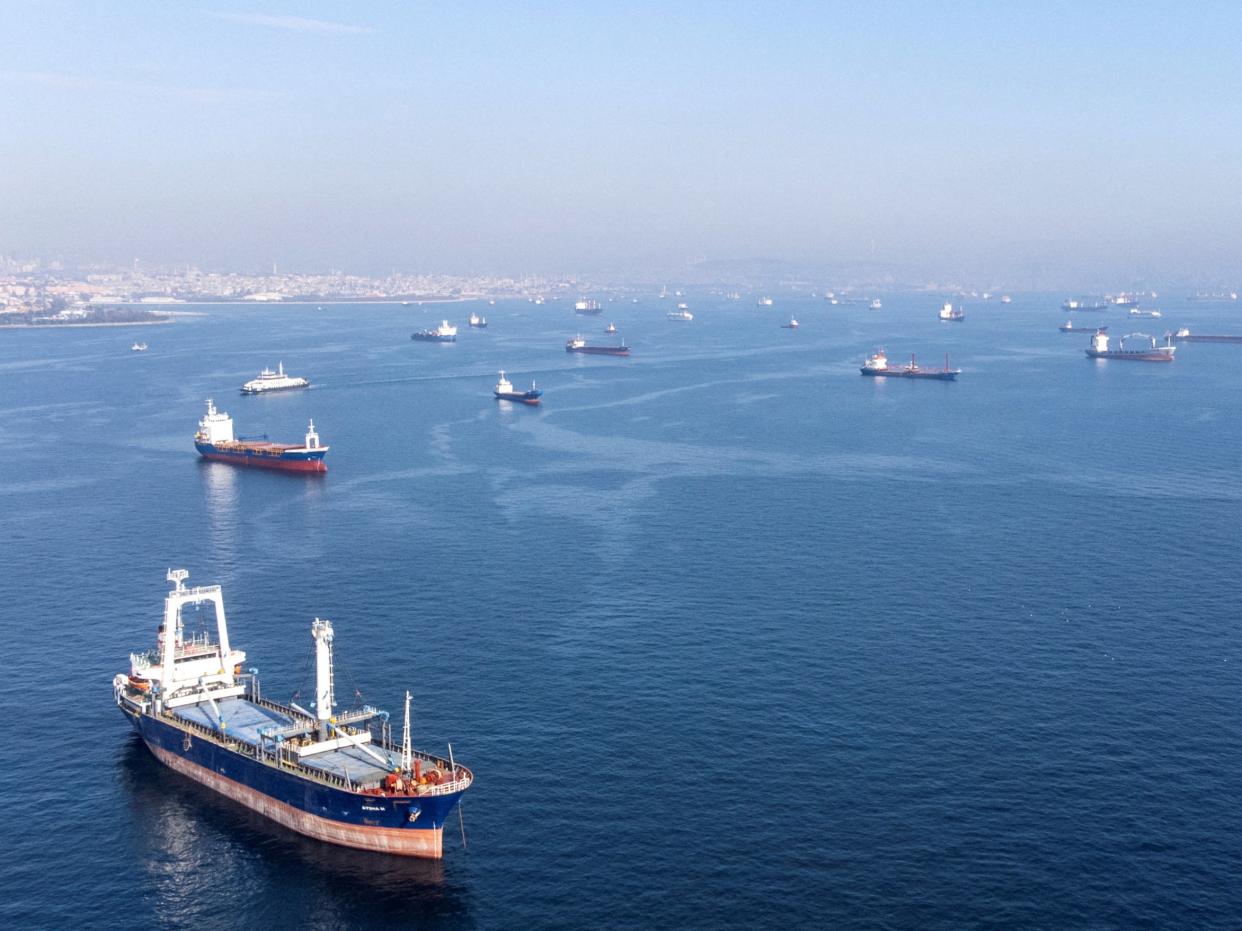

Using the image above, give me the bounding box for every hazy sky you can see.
[2,1,1240,284]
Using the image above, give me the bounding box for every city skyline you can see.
[3,1,1241,287]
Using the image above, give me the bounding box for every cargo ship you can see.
[574,298,602,314]
[1062,298,1109,311]
[114,570,471,858]
[493,370,542,405]
[241,362,309,394]
[757,296,774,307]
[1085,330,1175,362]
[860,350,959,380]
[1188,291,1238,303]
[605,322,617,334]
[411,321,457,342]
[469,313,487,328]
[194,399,328,473]
[1060,320,1094,332]
[1108,293,1141,308]
[566,335,629,356]
[938,302,965,321]
[1167,327,1242,344]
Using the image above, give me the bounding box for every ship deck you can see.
[173,697,401,786]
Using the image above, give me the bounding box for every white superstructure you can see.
[114,569,247,711]
[197,399,235,444]
[241,362,310,394]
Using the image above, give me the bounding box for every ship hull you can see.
[1085,350,1173,362]
[494,391,542,405]
[240,384,309,395]
[127,710,460,858]
[567,346,629,356]
[860,368,957,380]
[196,442,327,473]
[411,334,456,342]
[1172,334,1242,343]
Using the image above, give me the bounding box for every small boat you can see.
[938,302,965,321]
[1000,295,1012,304]
[1085,330,1174,362]
[411,321,457,342]
[131,342,149,352]
[781,318,799,329]
[757,296,774,307]
[566,335,630,356]
[241,362,310,394]
[860,349,959,380]
[1059,320,1093,332]
[469,313,488,328]
[668,309,693,321]
[869,299,882,310]
[493,370,542,405]
[605,322,617,334]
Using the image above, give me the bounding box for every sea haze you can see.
[1,294,1240,929]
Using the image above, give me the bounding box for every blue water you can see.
[2,295,1240,929]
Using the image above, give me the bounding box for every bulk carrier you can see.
[195,400,328,473]
[114,570,471,857]
[1085,330,1175,362]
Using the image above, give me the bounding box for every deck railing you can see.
[161,708,472,797]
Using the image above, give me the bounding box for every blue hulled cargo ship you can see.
[194,400,329,473]
[114,570,471,857]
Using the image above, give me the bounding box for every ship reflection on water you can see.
[116,738,468,925]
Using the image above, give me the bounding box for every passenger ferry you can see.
[241,362,310,394]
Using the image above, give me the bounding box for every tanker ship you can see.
[861,349,960,380]
[1085,330,1175,362]
[412,321,458,342]
[194,399,328,473]
[1167,327,1242,344]
[566,335,630,356]
[1062,298,1109,311]
[114,570,471,857]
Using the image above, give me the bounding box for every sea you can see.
[1,294,1240,929]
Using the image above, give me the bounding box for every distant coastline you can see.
[0,306,184,329]
[0,318,178,329]
[102,297,473,306]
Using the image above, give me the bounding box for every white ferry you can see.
[240,362,310,394]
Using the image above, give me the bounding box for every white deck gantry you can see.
[138,569,247,708]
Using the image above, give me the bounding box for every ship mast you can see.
[402,690,413,773]
[311,618,335,740]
